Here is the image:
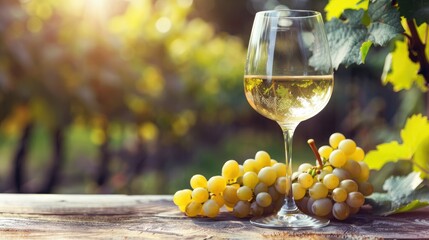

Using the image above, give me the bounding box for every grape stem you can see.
[307,139,323,169]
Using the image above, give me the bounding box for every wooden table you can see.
[0,194,428,239]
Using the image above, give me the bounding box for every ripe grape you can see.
[250,201,264,217]
[292,183,306,200]
[256,192,272,207]
[190,174,207,189]
[275,176,288,194]
[298,163,313,173]
[298,172,313,189]
[342,159,361,180]
[332,168,351,181]
[223,185,239,204]
[308,182,328,200]
[207,176,226,194]
[254,182,268,195]
[358,181,374,196]
[185,201,202,217]
[233,200,251,218]
[268,186,280,201]
[346,192,365,208]
[243,159,257,173]
[243,171,259,189]
[192,187,209,203]
[350,147,365,161]
[323,173,339,190]
[222,160,240,180]
[173,189,192,207]
[258,166,277,186]
[272,162,287,178]
[332,202,350,220]
[211,194,224,207]
[255,150,271,168]
[237,186,253,201]
[270,159,278,166]
[329,149,347,168]
[332,187,348,203]
[338,139,357,155]
[329,132,345,149]
[357,161,370,182]
[202,199,220,218]
[339,179,358,193]
[311,198,333,217]
[318,145,333,160]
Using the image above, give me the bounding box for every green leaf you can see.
[325,0,404,69]
[366,172,429,216]
[360,41,372,63]
[398,0,429,26]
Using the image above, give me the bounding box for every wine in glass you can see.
[244,9,334,228]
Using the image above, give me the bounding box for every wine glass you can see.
[244,9,333,228]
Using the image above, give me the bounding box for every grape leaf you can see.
[360,41,372,63]
[398,0,429,26]
[366,172,429,216]
[325,0,404,69]
[413,135,429,178]
[324,0,369,20]
[365,114,429,173]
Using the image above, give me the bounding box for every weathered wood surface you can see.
[0,194,428,239]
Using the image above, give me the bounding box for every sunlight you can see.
[82,0,110,24]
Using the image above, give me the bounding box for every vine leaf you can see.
[397,0,429,26]
[325,0,404,69]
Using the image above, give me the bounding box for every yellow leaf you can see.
[365,141,412,170]
[324,0,369,20]
[414,135,429,178]
[401,114,429,154]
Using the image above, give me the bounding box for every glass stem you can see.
[279,123,300,215]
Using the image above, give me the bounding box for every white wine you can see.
[244,75,333,123]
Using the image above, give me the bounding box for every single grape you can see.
[222,160,240,180]
[185,201,202,217]
[309,182,328,200]
[298,172,313,189]
[346,191,365,208]
[358,181,374,196]
[270,159,278,166]
[275,176,288,194]
[272,162,287,178]
[338,139,357,155]
[192,187,209,203]
[332,202,350,220]
[306,197,316,215]
[255,150,271,168]
[329,149,347,168]
[207,176,226,194]
[268,185,280,201]
[329,132,346,149]
[311,198,333,217]
[190,174,207,189]
[223,185,239,204]
[357,161,370,182]
[237,186,253,201]
[202,199,220,218]
[298,163,313,173]
[232,200,251,218]
[323,173,340,190]
[350,147,365,161]
[173,189,192,206]
[178,204,187,213]
[250,201,264,217]
[332,168,351,181]
[243,171,259,189]
[295,196,310,214]
[243,159,257,173]
[342,159,361,180]
[292,183,306,200]
[332,187,348,202]
[254,182,268,195]
[211,194,224,207]
[318,145,333,160]
[339,179,358,193]
[256,192,272,207]
[258,166,277,186]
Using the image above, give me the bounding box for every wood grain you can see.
[0,194,428,239]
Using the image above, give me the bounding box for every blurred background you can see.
[0,0,425,194]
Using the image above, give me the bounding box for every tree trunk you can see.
[11,122,33,193]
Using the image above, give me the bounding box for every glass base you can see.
[250,211,330,229]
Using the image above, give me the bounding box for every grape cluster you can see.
[293,133,373,220]
[173,151,287,218]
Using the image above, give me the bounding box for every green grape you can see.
[222,160,240,180]
[211,194,224,207]
[357,161,370,182]
[190,174,207,189]
[346,192,365,208]
[275,176,288,194]
[272,162,287,178]
[258,166,277,186]
[185,201,202,217]
[202,199,219,218]
[232,200,251,218]
[207,176,227,194]
[243,171,259,189]
[237,186,253,201]
[332,187,348,202]
[358,181,374,196]
[338,139,357,155]
[191,187,209,203]
[255,150,271,168]
[256,192,272,207]
[243,159,257,173]
[270,159,278,166]
[250,201,264,217]
[329,149,347,168]
[339,179,358,193]
[318,145,333,160]
[350,147,365,161]
[254,182,268,195]
[223,185,239,204]
[298,163,313,173]
[292,183,306,200]
[332,202,350,220]
[298,172,313,189]
[329,132,345,149]
[342,159,361,180]
[332,168,351,181]
[323,173,339,190]
[308,182,328,200]
[311,198,333,217]
[268,186,280,201]
[173,189,192,206]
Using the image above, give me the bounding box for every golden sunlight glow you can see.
[81,0,110,24]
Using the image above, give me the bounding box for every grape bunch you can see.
[173,150,287,218]
[293,133,373,220]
